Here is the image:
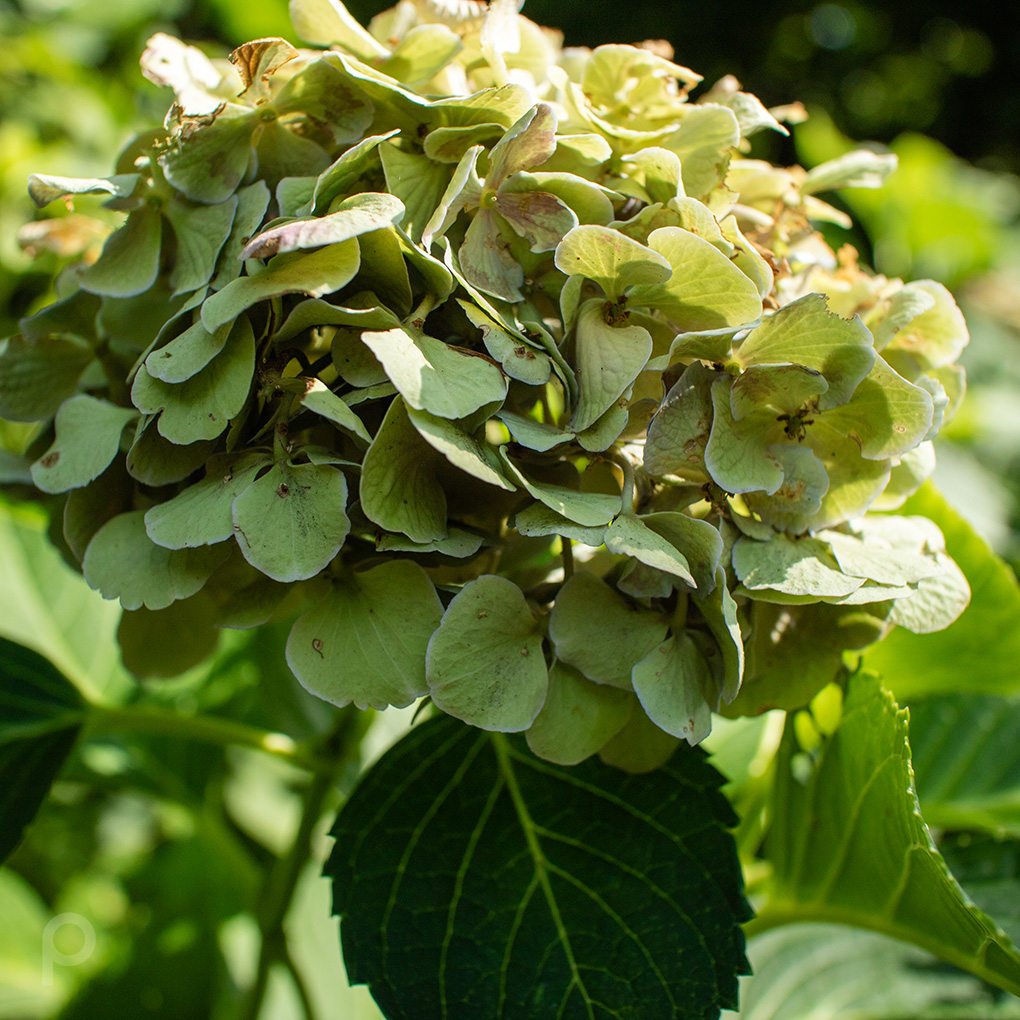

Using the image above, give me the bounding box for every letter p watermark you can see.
[42,913,96,986]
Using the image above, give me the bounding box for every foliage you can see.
[1,1,1019,1018]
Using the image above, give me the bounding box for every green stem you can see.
[606,449,635,512]
[237,710,359,1020]
[85,705,323,772]
[561,537,574,579]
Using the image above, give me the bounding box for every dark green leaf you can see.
[0,638,86,863]
[327,715,750,1020]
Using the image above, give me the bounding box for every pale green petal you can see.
[30,396,138,494]
[628,226,762,330]
[231,460,350,582]
[526,662,633,765]
[570,298,652,433]
[632,632,714,744]
[549,570,668,689]
[499,449,621,526]
[201,240,361,331]
[735,293,875,408]
[359,396,447,542]
[287,560,442,710]
[361,324,507,419]
[240,192,405,258]
[554,225,671,303]
[426,575,547,731]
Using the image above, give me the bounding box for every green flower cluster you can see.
[0,0,970,769]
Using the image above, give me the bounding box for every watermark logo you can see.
[42,913,96,986]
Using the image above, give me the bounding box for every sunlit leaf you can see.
[757,674,1020,998]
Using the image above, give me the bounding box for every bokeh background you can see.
[2,2,1020,1016]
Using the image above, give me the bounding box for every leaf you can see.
[132,316,255,444]
[231,460,350,582]
[604,513,695,586]
[30,395,139,494]
[145,318,231,384]
[300,379,372,443]
[289,0,389,59]
[733,923,1016,1020]
[83,510,228,610]
[909,692,1020,837]
[27,171,139,207]
[359,396,447,543]
[644,361,717,480]
[381,24,462,86]
[379,142,452,243]
[497,411,572,451]
[327,715,750,1020]
[0,638,87,862]
[549,570,668,689]
[361,326,507,420]
[0,501,131,701]
[864,483,1020,698]
[570,298,653,433]
[627,227,762,331]
[554,224,671,302]
[241,192,405,258]
[460,301,552,386]
[160,103,258,203]
[78,206,162,297]
[0,335,94,422]
[117,594,221,679]
[426,575,547,732]
[514,503,607,546]
[287,560,442,710]
[733,533,863,600]
[406,406,516,491]
[756,673,1020,997]
[201,240,361,332]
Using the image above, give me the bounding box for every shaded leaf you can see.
[83,510,228,610]
[327,715,750,1020]
[549,570,668,689]
[78,206,162,298]
[359,397,447,542]
[0,336,94,423]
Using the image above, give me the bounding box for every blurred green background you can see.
[2,1,1020,1016]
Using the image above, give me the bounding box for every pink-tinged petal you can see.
[487,104,558,188]
[459,209,524,303]
[496,188,578,253]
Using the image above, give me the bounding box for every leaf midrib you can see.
[491,732,596,1020]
